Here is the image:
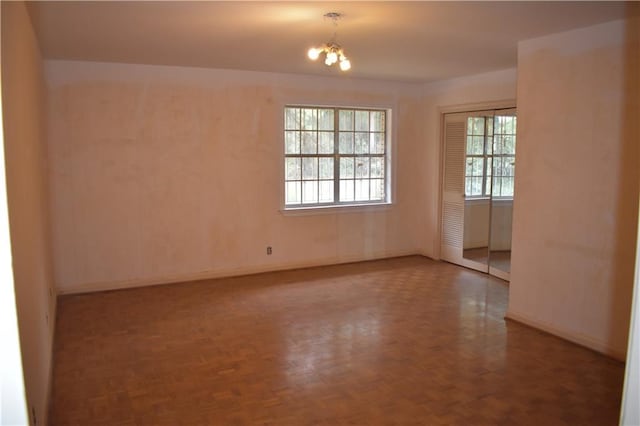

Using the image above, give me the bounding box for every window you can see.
[284,106,389,208]
[465,114,516,198]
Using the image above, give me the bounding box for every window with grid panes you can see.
[284,106,388,208]
[491,115,517,198]
[465,114,516,198]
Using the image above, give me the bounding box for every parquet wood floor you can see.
[50,256,625,425]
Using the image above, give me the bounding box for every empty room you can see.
[1,1,639,425]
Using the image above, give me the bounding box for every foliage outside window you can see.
[284,106,388,208]
[465,115,516,198]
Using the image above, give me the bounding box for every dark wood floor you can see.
[50,256,624,425]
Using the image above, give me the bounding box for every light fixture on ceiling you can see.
[307,12,351,71]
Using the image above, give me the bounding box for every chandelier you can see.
[307,12,351,72]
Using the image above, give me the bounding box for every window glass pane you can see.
[468,117,484,135]
[492,177,502,197]
[339,110,354,131]
[492,157,503,177]
[467,136,483,155]
[340,157,354,178]
[476,136,485,154]
[471,177,483,196]
[355,179,370,201]
[504,136,515,155]
[355,157,370,178]
[340,179,354,201]
[370,157,384,178]
[319,180,334,202]
[339,132,354,154]
[487,117,493,135]
[301,132,317,154]
[302,108,317,130]
[285,108,300,130]
[493,116,501,134]
[318,132,334,154]
[370,179,384,200]
[285,131,300,154]
[355,111,369,131]
[285,158,301,180]
[370,111,385,132]
[302,181,318,203]
[371,133,385,154]
[494,116,506,134]
[319,158,334,179]
[285,181,301,204]
[302,158,318,180]
[355,133,369,154]
[506,157,515,176]
[318,109,334,131]
[504,116,515,134]
[465,136,473,155]
[504,177,514,196]
[472,157,484,176]
[492,135,502,154]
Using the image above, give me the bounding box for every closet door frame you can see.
[436,100,516,263]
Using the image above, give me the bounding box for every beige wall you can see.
[508,18,639,360]
[45,61,520,294]
[463,200,513,251]
[1,2,56,425]
[463,200,491,249]
[421,69,517,258]
[46,61,426,293]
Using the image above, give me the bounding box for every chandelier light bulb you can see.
[307,12,353,72]
[307,48,320,61]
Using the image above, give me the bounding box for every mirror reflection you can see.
[461,111,517,279]
[489,113,517,278]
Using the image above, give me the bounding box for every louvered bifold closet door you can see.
[440,113,467,266]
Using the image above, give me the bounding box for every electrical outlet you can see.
[267,246,272,255]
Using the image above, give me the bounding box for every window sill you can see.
[281,202,393,216]
[464,197,514,203]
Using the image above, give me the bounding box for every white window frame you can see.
[282,105,392,211]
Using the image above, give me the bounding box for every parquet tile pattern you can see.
[50,256,625,425]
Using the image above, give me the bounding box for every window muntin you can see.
[464,114,516,198]
[284,106,388,208]
[491,115,516,198]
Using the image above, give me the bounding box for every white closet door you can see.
[440,112,489,273]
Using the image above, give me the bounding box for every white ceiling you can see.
[28,1,629,83]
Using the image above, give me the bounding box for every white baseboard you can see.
[57,250,424,295]
[505,310,626,362]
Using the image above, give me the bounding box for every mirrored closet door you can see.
[440,108,517,281]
